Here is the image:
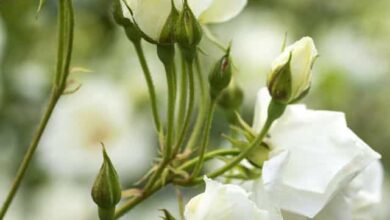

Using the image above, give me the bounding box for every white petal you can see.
[252,180,284,220]
[199,0,248,23]
[252,88,271,133]
[252,87,306,133]
[348,160,383,219]
[288,161,383,220]
[185,177,270,220]
[260,102,380,217]
[174,0,213,18]
[130,0,173,41]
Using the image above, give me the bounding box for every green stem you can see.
[176,52,188,133]
[114,148,240,219]
[133,41,162,135]
[195,99,286,183]
[172,60,195,156]
[0,91,61,219]
[178,148,240,171]
[191,101,216,178]
[143,158,169,193]
[115,181,163,219]
[164,61,176,158]
[185,54,208,150]
[0,0,74,218]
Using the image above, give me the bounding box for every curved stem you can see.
[193,99,286,183]
[178,148,240,171]
[185,54,208,150]
[190,101,216,178]
[176,52,188,133]
[172,60,195,156]
[164,61,176,158]
[114,148,240,219]
[133,41,162,135]
[115,180,163,219]
[0,91,61,219]
[0,0,74,217]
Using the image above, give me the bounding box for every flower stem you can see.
[159,47,176,159]
[133,40,162,136]
[0,0,74,217]
[190,100,216,178]
[172,59,195,156]
[176,52,188,133]
[185,54,208,150]
[114,148,240,219]
[192,99,286,183]
[178,148,240,171]
[0,91,61,219]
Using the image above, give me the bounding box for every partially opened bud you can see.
[176,0,203,59]
[267,37,318,104]
[209,48,233,100]
[91,147,122,220]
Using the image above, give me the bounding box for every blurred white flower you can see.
[282,160,383,220]
[122,0,247,41]
[184,177,271,220]
[31,180,95,220]
[267,37,318,104]
[252,88,381,218]
[11,63,48,101]
[39,78,154,179]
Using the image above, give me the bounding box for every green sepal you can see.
[208,48,233,100]
[157,44,175,66]
[91,147,122,209]
[160,209,177,220]
[176,0,203,61]
[267,52,293,104]
[159,0,179,45]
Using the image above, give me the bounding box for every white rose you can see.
[267,37,318,104]
[252,88,381,218]
[282,160,383,220]
[184,177,270,220]
[121,0,247,42]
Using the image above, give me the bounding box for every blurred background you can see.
[0,0,389,219]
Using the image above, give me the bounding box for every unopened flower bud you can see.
[267,36,318,104]
[159,0,179,45]
[176,0,203,60]
[114,0,141,43]
[91,147,121,220]
[209,49,233,100]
